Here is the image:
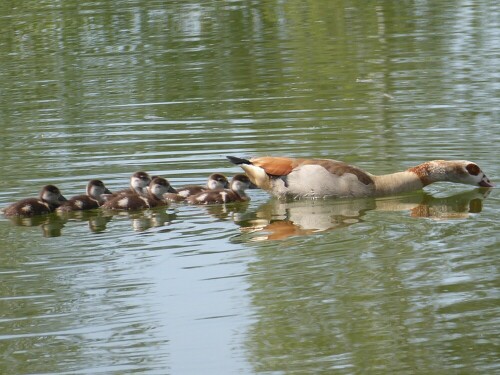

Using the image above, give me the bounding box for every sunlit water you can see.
[0,1,499,374]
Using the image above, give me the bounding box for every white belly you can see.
[271,165,375,198]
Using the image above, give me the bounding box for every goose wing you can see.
[249,157,298,176]
[250,157,373,185]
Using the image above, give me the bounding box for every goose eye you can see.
[466,163,480,176]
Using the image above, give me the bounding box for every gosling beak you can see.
[58,195,68,202]
[249,181,259,189]
[104,188,112,194]
[167,186,177,194]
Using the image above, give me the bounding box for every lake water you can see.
[1,1,499,374]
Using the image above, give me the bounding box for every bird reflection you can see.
[7,206,176,236]
[236,189,491,241]
[7,209,116,237]
[100,208,177,232]
[189,200,250,222]
[7,214,67,238]
[56,209,113,234]
[5,188,490,238]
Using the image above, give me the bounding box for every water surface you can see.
[0,1,499,374]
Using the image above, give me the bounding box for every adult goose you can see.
[227,156,494,199]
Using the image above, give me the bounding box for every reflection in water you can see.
[6,213,67,238]
[56,209,113,234]
[243,189,496,374]
[101,208,177,232]
[6,207,177,237]
[188,200,251,222]
[6,189,491,239]
[236,189,491,241]
[0,0,497,373]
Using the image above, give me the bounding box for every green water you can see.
[0,1,499,374]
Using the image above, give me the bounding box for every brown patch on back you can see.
[251,157,296,176]
[466,163,480,176]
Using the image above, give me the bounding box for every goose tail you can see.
[226,156,252,165]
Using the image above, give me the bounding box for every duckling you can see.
[104,171,152,200]
[56,180,112,212]
[164,173,228,202]
[101,177,175,210]
[227,156,494,199]
[187,174,252,204]
[3,185,67,217]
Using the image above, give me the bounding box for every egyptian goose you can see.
[3,185,67,217]
[164,173,229,202]
[187,174,252,204]
[227,156,494,199]
[57,180,112,212]
[101,177,176,210]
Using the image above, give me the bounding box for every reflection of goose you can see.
[237,190,490,241]
[102,208,176,232]
[5,214,66,237]
[57,209,113,234]
[409,190,488,219]
[228,156,494,199]
[130,210,175,232]
[239,198,375,240]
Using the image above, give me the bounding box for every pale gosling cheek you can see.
[207,181,224,190]
[233,182,245,191]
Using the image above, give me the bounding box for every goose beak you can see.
[479,180,494,188]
